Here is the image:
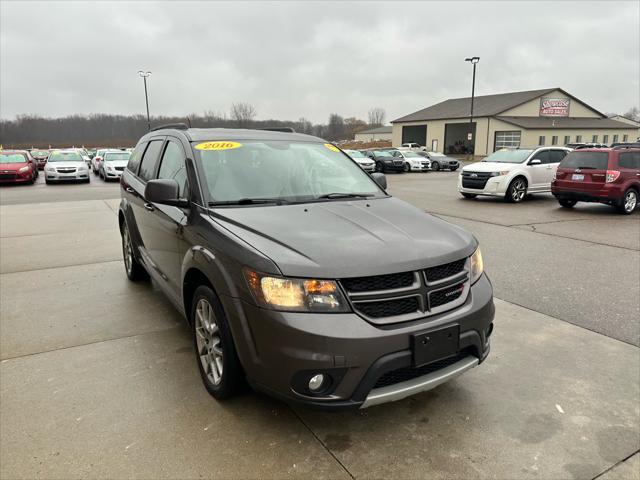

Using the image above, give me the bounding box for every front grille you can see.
[430,283,465,309]
[57,168,76,173]
[115,166,125,171]
[374,351,468,388]
[425,258,466,282]
[393,160,404,166]
[356,297,419,318]
[461,171,491,189]
[342,271,414,293]
[0,173,17,180]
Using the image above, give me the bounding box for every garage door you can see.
[494,131,521,151]
[402,125,427,146]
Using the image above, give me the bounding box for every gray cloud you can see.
[1,0,638,123]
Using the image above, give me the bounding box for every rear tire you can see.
[450,167,458,172]
[618,189,637,215]
[559,199,577,208]
[192,285,243,399]
[505,177,527,203]
[121,220,149,281]
[461,192,477,199]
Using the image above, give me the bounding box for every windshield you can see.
[374,150,393,157]
[193,140,384,205]
[403,151,421,158]
[48,152,83,162]
[483,149,533,164]
[0,153,28,164]
[345,150,366,158]
[31,150,48,157]
[559,151,609,170]
[104,152,131,161]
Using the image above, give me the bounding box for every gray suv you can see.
[118,125,494,409]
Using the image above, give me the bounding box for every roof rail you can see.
[612,144,640,150]
[150,123,189,132]
[259,127,296,133]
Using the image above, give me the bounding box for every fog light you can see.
[308,374,325,392]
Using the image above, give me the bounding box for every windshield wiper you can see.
[316,193,375,200]
[208,197,290,206]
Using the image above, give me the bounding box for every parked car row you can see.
[458,146,640,214]
[343,147,459,174]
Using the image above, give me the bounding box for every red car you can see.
[30,149,50,170]
[0,150,39,184]
[552,147,640,214]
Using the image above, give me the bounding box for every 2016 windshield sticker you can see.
[195,141,242,151]
[324,143,340,152]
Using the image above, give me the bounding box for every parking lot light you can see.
[137,70,152,131]
[464,57,480,161]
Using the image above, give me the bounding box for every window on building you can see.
[613,134,619,143]
[592,135,598,143]
[603,135,609,144]
[623,135,629,142]
[576,135,582,142]
[538,136,545,146]
[563,135,570,145]
[551,136,558,145]
[494,131,521,150]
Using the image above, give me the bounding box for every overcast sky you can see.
[1,1,638,123]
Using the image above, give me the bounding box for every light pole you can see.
[464,57,479,159]
[138,70,152,130]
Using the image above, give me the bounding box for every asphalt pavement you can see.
[1,171,638,479]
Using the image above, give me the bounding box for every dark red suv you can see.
[551,148,640,214]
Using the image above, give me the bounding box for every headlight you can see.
[106,165,113,171]
[18,166,30,173]
[490,171,510,177]
[470,247,484,284]
[244,270,349,312]
[45,165,55,172]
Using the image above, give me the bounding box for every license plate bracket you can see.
[412,325,459,367]
[571,174,584,181]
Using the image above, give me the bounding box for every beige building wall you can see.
[500,89,601,118]
[519,128,638,148]
[354,132,392,142]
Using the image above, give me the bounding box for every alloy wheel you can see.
[122,225,133,275]
[195,298,224,386]
[624,190,637,213]
[510,179,526,202]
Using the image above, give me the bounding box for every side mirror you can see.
[371,172,387,190]
[144,179,189,208]
[529,159,542,165]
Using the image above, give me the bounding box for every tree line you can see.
[0,103,387,148]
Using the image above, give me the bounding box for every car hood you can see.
[104,160,128,168]
[46,161,86,168]
[463,161,520,172]
[354,158,374,165]
[208,197,476,278]
[0,162,29,171]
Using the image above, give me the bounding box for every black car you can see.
[118,125,494,409]
[363,150,405,173]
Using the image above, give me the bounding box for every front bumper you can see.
[103,169,124,179]
[0,172,33,183]
[225,273,494,409]
[45,170,90,181]
[457,174,509,197]
[359,164,376,173]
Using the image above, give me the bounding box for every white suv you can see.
[458,147,572,202]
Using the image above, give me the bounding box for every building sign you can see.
[539,98,570,117]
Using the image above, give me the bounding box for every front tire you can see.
[121,221,148,281]
[618,189,637,215]
[376,161,385,173]
[403,162,410,173]
[505,177,527,203]
[559,199,577,208]
[431,161,440,171]
[192,286,243,399]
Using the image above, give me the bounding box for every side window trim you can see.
[136,137,166,183]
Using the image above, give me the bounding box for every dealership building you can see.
[353,125,393,142]
[391,88,639,156]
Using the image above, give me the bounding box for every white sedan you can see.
[44,150,90,184]
[392,150,430,172]
[98,151,131,181]
[343,150,376,173]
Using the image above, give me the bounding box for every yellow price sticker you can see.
[195,141,242,151]
[324,143,340,152]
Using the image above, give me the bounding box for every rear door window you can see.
[138,140,164,181]
[559,152,609,170]
[618,152,640,170]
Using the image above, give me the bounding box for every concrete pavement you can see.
[1,174,638,479]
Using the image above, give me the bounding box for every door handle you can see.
[144,203,155,212]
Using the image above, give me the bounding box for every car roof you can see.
[146,127,325,143]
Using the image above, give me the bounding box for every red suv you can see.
[551,147,640,214]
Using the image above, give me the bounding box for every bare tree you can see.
[230,102,257,125]
[623,107,640,122]
[367,107,386,127]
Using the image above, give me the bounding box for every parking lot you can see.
[1,171,638,479]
